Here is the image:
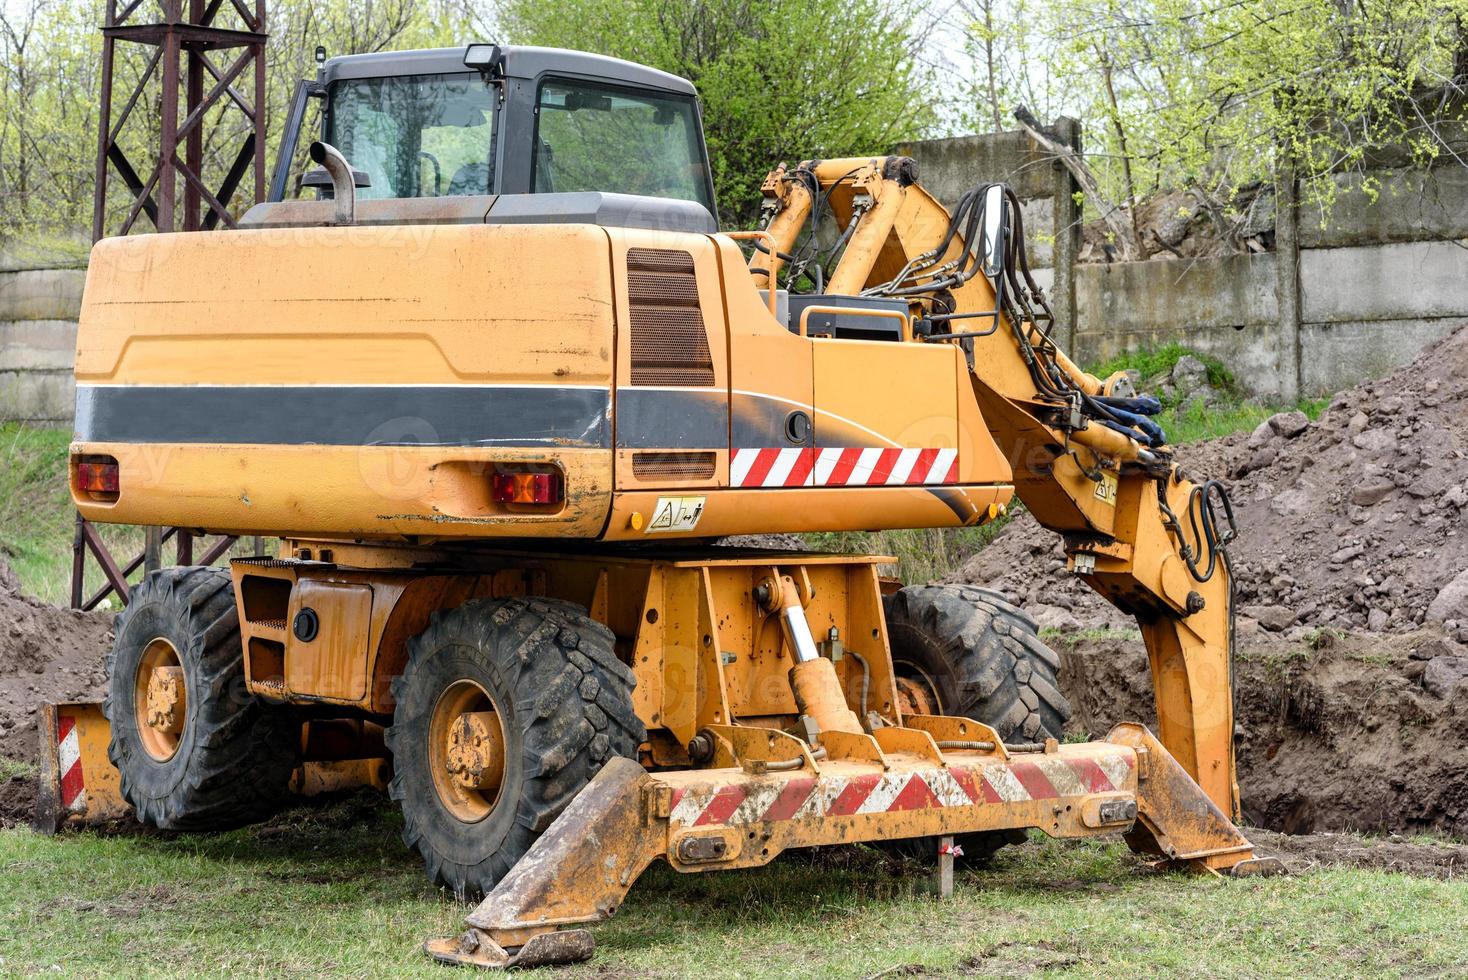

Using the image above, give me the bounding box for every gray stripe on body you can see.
[74,384,612,448]
[731,390,802,448]
[615,387,727,449]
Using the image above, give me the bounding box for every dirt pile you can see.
[0,563,113,825]
[1058,626,1468,837]
[958,324,1468,641]
[954,325,1468,837]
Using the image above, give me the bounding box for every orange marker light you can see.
[491,470,563,506]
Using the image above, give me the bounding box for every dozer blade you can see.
[34,701,128,832]
[429,724,1263,969]
[425,757,654,968]
[34,702,391,832]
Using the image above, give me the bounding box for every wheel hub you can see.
[133,637,187,761]
[146,666,186,735]
[445,711,504,793]
[894,673,940,717]
[429,680,507,823]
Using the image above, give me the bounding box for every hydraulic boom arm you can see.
[752,157,1241,817]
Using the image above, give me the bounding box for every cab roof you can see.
[321,45,698,98]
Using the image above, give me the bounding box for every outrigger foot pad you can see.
[1223,856,1288,878]
[424,928,595,970]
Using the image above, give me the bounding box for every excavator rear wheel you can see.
[883,583,1072,865]
[103,567,299,830]
[387,597,644,900]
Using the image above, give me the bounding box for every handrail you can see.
[721,230,780,317]
[797,304,911,343]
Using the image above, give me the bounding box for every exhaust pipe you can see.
[309,141,355,226]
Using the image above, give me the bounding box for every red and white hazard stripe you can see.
[666,752,1134,828]
[57,714,87,813]
[730,447,957,489]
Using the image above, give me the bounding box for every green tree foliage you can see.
[991,0,1468,223]
[494,0,936,222]
[0,0,478,255]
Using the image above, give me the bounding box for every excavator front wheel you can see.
[387,597,644,900]
[103,567,299,830]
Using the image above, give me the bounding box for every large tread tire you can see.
[885,583,1070,742]
[882,583,1072,866]
[103,567,299,830]
[386,596,645,900]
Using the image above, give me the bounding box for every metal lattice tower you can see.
[92,0,268,239]
[74,0,267,610]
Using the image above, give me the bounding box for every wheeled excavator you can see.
[45,43,1272,969]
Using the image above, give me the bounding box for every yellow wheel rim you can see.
[429,679,507,824]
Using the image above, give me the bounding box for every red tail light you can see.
[76,459,120,494]
[491,470,563,506]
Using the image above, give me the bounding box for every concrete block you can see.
[0,369,75,422]
[1300,166,1468,247]
[0,268,86,322]
[894,131,1060,205]
[1020,197,1055,267]
[1301,240,1468,324]
[1075,253,1278,334]
[1299,317,1466,396]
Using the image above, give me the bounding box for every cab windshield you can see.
[533,79,713,214]
[326,72,495,199]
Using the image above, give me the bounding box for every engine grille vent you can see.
[632,451,717,481]
[627,248,715,386]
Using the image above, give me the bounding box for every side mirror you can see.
[980,183,1011,281]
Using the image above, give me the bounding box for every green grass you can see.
[0,757,36,782]
[1085,343,1330,444]
[1088,342,1238,395]
[1,795,1464,978]
[806,506,1018,584]
[1155,395,1329,445]
[0,422,150,606]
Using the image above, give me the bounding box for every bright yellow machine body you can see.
[67,153,1259,968]
[74,221,1008,540]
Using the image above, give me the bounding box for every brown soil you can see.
[1056,623,1468,839]
[0,569,114,826]
[960,325,1468,640]
[0,772,36,827]
[1248,827,1468,879]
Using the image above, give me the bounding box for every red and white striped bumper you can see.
[731,447,958,489]
[663,746,1137,833]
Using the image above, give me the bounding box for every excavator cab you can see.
[269,44,718,220]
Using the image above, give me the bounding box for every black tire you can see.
[103,567,299,830]
[386,596,645,899]
[885,584,1070,742]
[882,583,1072,865]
